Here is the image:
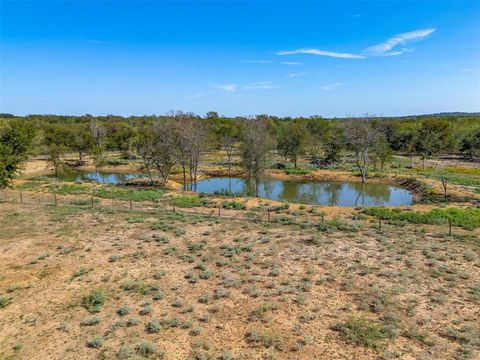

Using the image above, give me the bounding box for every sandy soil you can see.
[0,202,478,360]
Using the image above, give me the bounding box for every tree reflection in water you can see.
[47,172,411,207]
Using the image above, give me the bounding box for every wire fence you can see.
[1,189,464,236]
[0,189,286,224]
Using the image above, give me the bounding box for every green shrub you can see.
[117,305,131,316]
[146,319,161,333]
[121,281,158,295]
[81,316,101,326]
[82,289,106,314]
[285,168,311,175]
[136,341,157,357]
[223,201,246,210]
[86,336,104,349]
[50,184,89,195]
[362,207,480,230]
[170,195,209,208]
[332,316,393,349]
[95,187,164,201]
[0,296,12,309]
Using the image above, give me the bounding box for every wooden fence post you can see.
[54,193,57,207]
[91,196,94,208]
[267,209,271,222]
[218,205,221,217]
[378,218,382,231]
[129,200,133,211]
[20,191,23,204]
[448,218,452,236]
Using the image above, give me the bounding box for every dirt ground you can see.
[0,202,478,360]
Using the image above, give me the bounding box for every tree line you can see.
[1,112,479,192]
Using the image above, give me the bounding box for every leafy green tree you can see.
[277,121,306,168]
[72,124,95,161]
[0,120,36,188]
[415,119,454,168]
[460,128,480,160]
[324,126,345,164]
[43,125,73,177]
[240,118,273,196]
[370,134,393,172]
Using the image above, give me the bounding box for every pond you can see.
[46,170,141,184]
[194,177,412,207]
[46,171,413,206]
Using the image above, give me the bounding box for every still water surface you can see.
[48,171,412,207]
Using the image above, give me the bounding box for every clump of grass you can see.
[95,187,164,201]
[245,328,286,351]
[72,267,90,278]
[0,296,12,309]
[117,305,131,316]
[223,201,246,210]
[172,298,185,308]
[363,207,480,230]
[146,319,161,333]
[285,168,311,175]
[121,280,158,295]
[117,345,134,359]
[136,341,157,357]
[139,303,153,315]
[170,195,209,208]
[332,316,394,349]
[126,317,139,327]
[86,336,103,349]
[153,270,166,279]
[251,302,278,320]
[50,184,89,195]
[82,289,106,314]
[80,316,101,326]
[152,234,169,244]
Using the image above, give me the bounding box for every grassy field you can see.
[0,200,479,360]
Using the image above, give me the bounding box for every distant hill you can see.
[396,112,480,118]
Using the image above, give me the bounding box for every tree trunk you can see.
[182,164,187,191]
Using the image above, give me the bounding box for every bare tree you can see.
[89,120,106,146]
[173,114,205,191]
[343,115,378,183]
[136,120,176,187]
[240,118,273,197]
[221,135,236,178]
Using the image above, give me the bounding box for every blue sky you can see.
[1,0,479,117]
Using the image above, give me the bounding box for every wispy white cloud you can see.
[365,28,435,56]
[213,83,237,93]
[244,81,276,90]
[281,61,302,66]
[278,48,365,59]
[321,82,342,91]
[241,59,274,64]
[287,72,308,78]
[461,68,473,72]
[277,28,435,60]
